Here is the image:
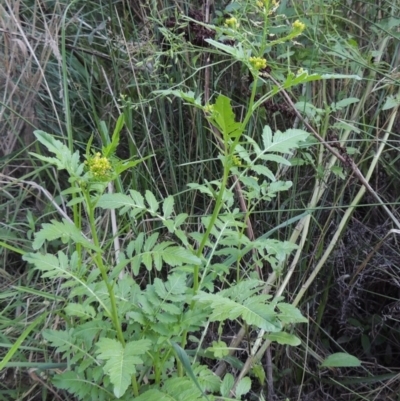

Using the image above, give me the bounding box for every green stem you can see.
[193,74,260,294]
[84,190,125,346]
[131,375,139,397]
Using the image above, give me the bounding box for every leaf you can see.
[212,95,242,140]
[194,291,282,332]
[163,195,174,219]
[134,389,173,401]
[103,114,124,157]
[265,332,301,346]
[331,97,359,111]
[153,89,203,108]
[321,352,361,367]
[204,39,245,59]
[235,376,251,398]
[145,190,159,212]
[65,303,96,320]
[97,192,146,212]
[383,94,400,110]
[32,219,100,252]
[208,340,229,358]
[161,246,202,266]
[276,303,308,324]
[171,343,209,401]
[53,371,114,400]
[250,164,275,181]
[220,373,234,397]
[262,127,309,154]
[96,338,151,398]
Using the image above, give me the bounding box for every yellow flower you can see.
[224,17,239,29]
[292,20,306,33]
[249,56,267,70]
[232,155,242,167]
[86,152,112,178]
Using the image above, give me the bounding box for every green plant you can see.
[17,0,372,400]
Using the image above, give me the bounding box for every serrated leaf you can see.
[259,153,292,166]
[212,95,242,140]
[321,352,361,367]
[277,303,308,324]
[97,193,139,210]
[65,303,96,319]
[145,190,159,212]
[161,247,202,266]
[134,389,173,401]
[208,340,229,358]
[262,127,309,154]
[235,376,251,398]
[265,332,301,346]
[53,371,114,400]
[220,373,234,397]
[163,195,174,219]
[195,291,282,332]
[96,338,151,398]
[32,219,100,252]
[250,164,275,181]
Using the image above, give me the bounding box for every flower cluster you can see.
[224,17,239,29]
[292,20,306,33]
[256,0,279,8]
[85,152,112,178]
[232,155,242,167]
[249,56,267,70]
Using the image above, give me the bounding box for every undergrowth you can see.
[1,0,400,400]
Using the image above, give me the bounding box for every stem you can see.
[131,375,139,397]
[84,190,125,345]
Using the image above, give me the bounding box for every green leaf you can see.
[331,97,359,111]
[235,376,251,398]
[97,191,146,212]
[64,303,96,320]
[145,190,159,212]
[212,95,242,140]
[265,332,301,346]
[96,338,151,398]
[195,290,282,332]
[205,39,246,59]
[32,219,101,252]
[153,89,203,108]
[161,246,202,266]
[171,343,209,401]
[321,352,361,367]
[250,164,275,181]
[383,94,400,110]
[53,371,115,400]
[103,114,124,157]
[220,373,234,397]
[208,340,229,358]
[134,389,172,401]
[262,127,309,154]
[276,303,308,324]
[163,195,174,219]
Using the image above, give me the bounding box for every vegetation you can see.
[1,0,400,400]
